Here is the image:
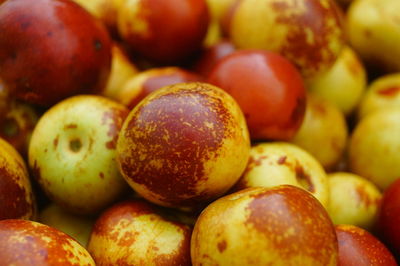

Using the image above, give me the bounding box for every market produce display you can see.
[0,0,399,264]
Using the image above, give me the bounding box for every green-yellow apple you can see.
[0,219,95,265]
[229,0,345,78]
[291,93,348,171]
[327,172,382,230]
[88,199,192,265]
[348,107,400,190]
[307,46,367,116]
[231,142,330,208]
[117,82,250,210]
[0,137,36,220]
[28,95,130,215]
[39,203,95,248]
[191,186,338,265]
[357,73,400,120]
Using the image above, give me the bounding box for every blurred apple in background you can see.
[335,224,397,266]
[116,67,203,109]
[0,0,112,106]
[307,46,367,116]
[291,93,348,171]
[39,203,95,248]
[327,172,381,230]
[88,199,192,265]
[208,49,306,141]
[117,0,209,64]
[346,0,400,74]
[348,107,400,190]
[0,219,95,265]
[117,82,250,210]
[29,95,130,215]
[228,0,345,79]
[357,73,400,120]
[0,137,36,220]
[231,142,330,208]
[191,186,338,265]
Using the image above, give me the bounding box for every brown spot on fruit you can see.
[99,172,104,179]
[294,163,315,192]
[277,156,287,165]
[355,184,380,207]
[53,136,59,148]
[64,124,77,129]
[217,240,227,253]
[378,87,400,97]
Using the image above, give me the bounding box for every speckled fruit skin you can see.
[327,172,382,230]
[0,0,112,106]
[117,0,209,64]
[229,0,345,79]
[191,186,338,265]
[0,219,95,265]
[0,137,36,220]
[88,199,192,265]
[348,107,400,190]
[28,95,130,215]
[335,224,397,266]
[117,82,250,209]
[116,67,203,109]
[208,49,306,141]
[231,142,329,208]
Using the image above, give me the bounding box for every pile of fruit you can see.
[0,0,400,265]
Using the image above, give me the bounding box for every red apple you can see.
[0,0,112,106]
[208,49,306,141]
[0,219,95,265]
[335,224,397,266]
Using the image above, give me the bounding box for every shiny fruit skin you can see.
[208,49,306,141]
[191,186,338,265]
[117,82,250,209]
[335,224,397,266]
[0,219,95,265]
[0,0,112,106]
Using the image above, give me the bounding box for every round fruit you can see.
[117,82,250,210]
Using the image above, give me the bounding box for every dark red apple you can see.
[336,224,397,266]
[208,49,306,141]
[0,0,112,106]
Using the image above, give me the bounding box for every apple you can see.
[39,203,95,248]
[290,93,348,171]
[346,0,400,73]
[0,0,112,107]
[348,107,400,190]
[0,219,95,265]
[207,49,306,141]
[231,142,330,208]
[88,199,192,265]
[335,224,397,266]
[116,67,203,109]
[228,0,345,79]
[357,73,400,120]
[376,178,400,258]
[28,95,130,215]
[191,185,338,265]
[101,43,139,101]
[0,137,36,220]
[307,46,367,116]
[117,82,250,210]
[327,172,382,230]
[117,0,209,64]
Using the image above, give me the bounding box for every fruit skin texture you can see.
[29,95,130,215]
[376,178,400,258]
[335,224,397,266]
[191,186,338,266]
[0,219,95,265]
[0,0,112,106]
[117,82,250,210]
[208,49,306,141]
[348,107,400,190]
[229,0,345,78]
[88,199,192,265]
[117,0,209,64]
[0,137,36,220]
